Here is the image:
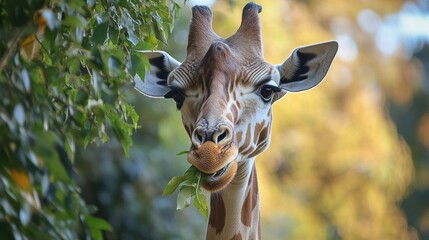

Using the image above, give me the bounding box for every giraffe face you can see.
[135,3,338,192]
[166,41,281,191]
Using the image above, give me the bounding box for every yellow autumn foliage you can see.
[9,169,32,192]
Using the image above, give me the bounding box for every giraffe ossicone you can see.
[135,2,337,239]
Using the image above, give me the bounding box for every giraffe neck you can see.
[206,158,261,240]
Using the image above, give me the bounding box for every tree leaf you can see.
[177,186,194,210]
[132,41,155,51]
[89,229,102,240]
[75,89,89,106]
[129,52,146,80]
[152,12,167,44]
[104,104,133,157]
[64,15,87,28]
[162,175,186,196]
[64,134,75,163]
[108,24,119,44]
[123,102,139,129]
[9,169,32,191]
[164,165,209,217]
[92,22,109,45]
[193,193,208,218]
[176,150,189,155]
[20,34,41,61]
[108,56,121,76]
[85,215,113,231]
[33,131,71,183]
[86,215,112,240]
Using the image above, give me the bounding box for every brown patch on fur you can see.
[241,146,255,156]
[248,140,268,158]
[229,79,235,93]
[241,166,258,227]
[236,131,243,145]
[259,126,268,143]
[239,123,251,152]
[209,194,226,234]
[231,104,238,121]
[250,165,258,190]
[253,121,265,144]
[247,125,269,158]
[230,233,243,240]
[241,191,252,227]
[226,113,233,123]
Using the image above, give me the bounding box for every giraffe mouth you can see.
[201,160,238,192]
[206,161,234,182]
[187,141,239,192]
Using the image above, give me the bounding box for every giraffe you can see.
[135,2,338,239]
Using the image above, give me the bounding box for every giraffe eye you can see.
[164,90,185,109]
[260,85,280,102]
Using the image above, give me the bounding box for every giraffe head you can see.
[135,2,338,192]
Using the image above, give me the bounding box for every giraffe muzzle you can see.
[187,141,238,173]
[187,140,239,192]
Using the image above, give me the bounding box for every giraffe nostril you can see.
[217,130,227,143]
[192,127,205,147]
[192,125,232,146]
[214,126,232,145]
[196,131,204,143]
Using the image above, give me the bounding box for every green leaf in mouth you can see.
[163,165,209,218]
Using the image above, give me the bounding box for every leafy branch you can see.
[163,165,209,218]
[0,0,183,239]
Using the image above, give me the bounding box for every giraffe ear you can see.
[134,51,181,98]
[276,41,338,92]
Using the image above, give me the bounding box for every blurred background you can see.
[76,0,429,239]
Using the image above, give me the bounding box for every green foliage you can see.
[163,165,209,218]
[0,0,181,239]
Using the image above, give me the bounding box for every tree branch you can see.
[0,28,26,73]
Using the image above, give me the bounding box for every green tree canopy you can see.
[0,0,181,238]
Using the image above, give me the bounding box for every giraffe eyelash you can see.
[259,85,281,102]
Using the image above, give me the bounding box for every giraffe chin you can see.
[201,160,238,192]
